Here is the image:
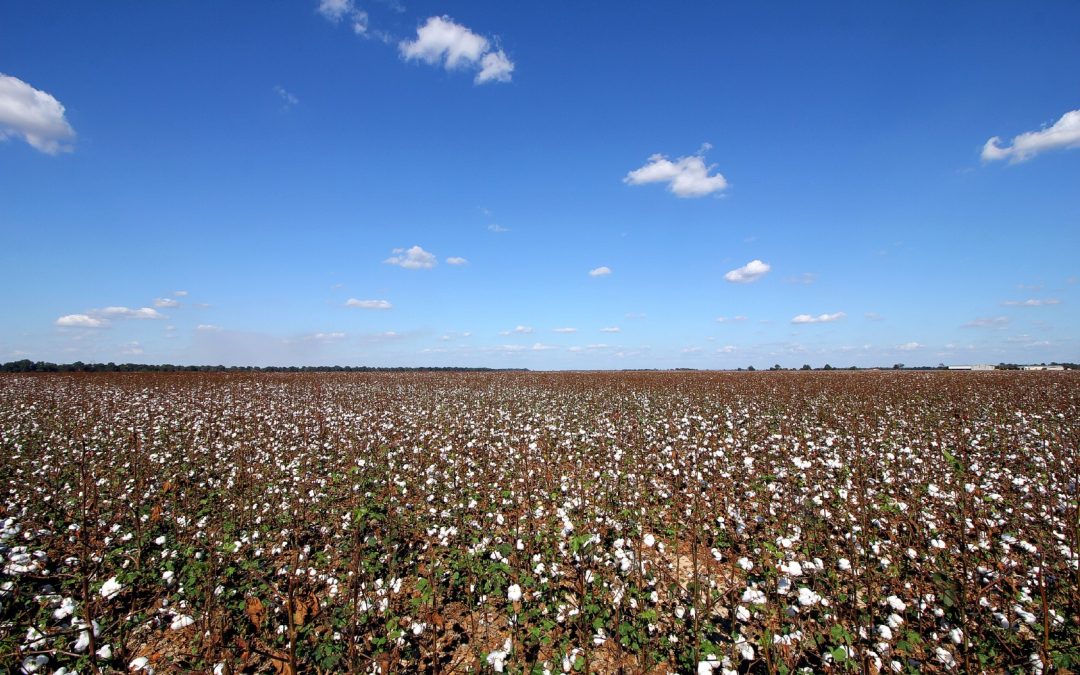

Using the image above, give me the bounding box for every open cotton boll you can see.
[100,576,122,599]
[507,584,522,602]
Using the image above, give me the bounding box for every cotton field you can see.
[0,371,1077,673]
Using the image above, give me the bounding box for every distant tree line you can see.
[0,360,527,374]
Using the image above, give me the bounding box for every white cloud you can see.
[0,74,76,154]
[399,16,514,85]
[715,315,747,323]
[273,85,299,108]
[982,108,1080,163]
[599,326,621,333]
[304,332,346,342]
[1002,298,1061,307]
[791,312,845,324]
[724,259,771,283]
[681,346,703,354]
[384,245,437,269]
[717,345,737,353]
[553,327,577,333]
[488,223,509,233]
[56,314,106,328]
[154,298,180,308]
[173,290,188,297]
[99,307,165,320]
[196,324,221,331]
[500,325,533,335]
[345,298,392,309]
[896,342,923,351]
[446,256,468,265]
[589,266,612,277]
[864,312,884,321]
[624,147,728,198]
[530,342,556,351]
[625,312,646,319]
[120,341,144,356]
[476,50,514,84]
[317,0,352,21]
[787,272,818,285]
[963,316,1010,329]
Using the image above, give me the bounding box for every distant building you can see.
[1021,365,1065,371]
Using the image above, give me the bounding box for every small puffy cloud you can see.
[100,307,165,320]
[715,315,747,323]
[681,346,703,354]
[317,0,352,21]
[599,326,621,333]
[273,85,299,109]
[787,272,818,285]
[345,298,392,310]
[0,74,76,154]
[963,316,1010,329]
[791,312,845,324]
[399,16,515,85]
[500,325,534,335]
[56,314,106,328]
[717,345,737,353]
[154,298,181,308]
[982,108,1080,163]
[446,256,468,265]
[1002,298,1061,307]
[173,290,188,297]
[477,50,514,84]
[724,259,770,283]
[384,245,437,269]
[196,324,221,331]
[624,147,728,198]
[120,341,144,356]
[304,332,346,342]
[589,266,612,277]
[625,312,646,319]
[530,342,556,351]
[553,327,577,333]
[896,342,923,351]
[488,223,509,233]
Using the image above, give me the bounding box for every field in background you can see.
[1,371,1077,673]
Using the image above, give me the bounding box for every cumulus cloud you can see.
[589,266,612,277]
[717,345,737,353]
[154,298,181,308]
[963,316,1010,329]
[553,327,577,333]
[0,74,76,154]
[982,108,1080,163]
[173,290,188,297]
[715,315,747,323]
[500,325,534,335]
[446,256,468,265]
[196,324,221,331]
[384,245,437,269]
[488,223,509,233]
[120,341,144,356]
[345,298,392,309]
[599,326,621,333]
[791,312,845,324]
[100,307,165,320]
[624,146,728,198]
[896,342,923,351]
[273,85,299,109]
[399,16,515,85]
[304,332,346,342]
[724,260,770,283]
[56,314,106,328]
[1002,298,1061,307]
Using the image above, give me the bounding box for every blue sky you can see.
[1,1,1078,369]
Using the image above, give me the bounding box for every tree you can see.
[800,364,812,370]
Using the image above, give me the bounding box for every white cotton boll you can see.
[838,558,851,571]
[73,630,90,652]
[96,643,112,659]
[738,557,753,571]
[738,642,754,661]
[949,627,963,644]
[643,533,656,547]
[507,584,522,602]
[777,577,792,595]
[170,614,194,630]
[130,656,151,671]
[154,536,166,545]
[162,570,174,584]
[21,655,49,673]
[877,625,893,640]
[887,595,906,612]
[100,576,122,599]
[735,605,750,622]
[935,647,956,669]
[54,596,76,620]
